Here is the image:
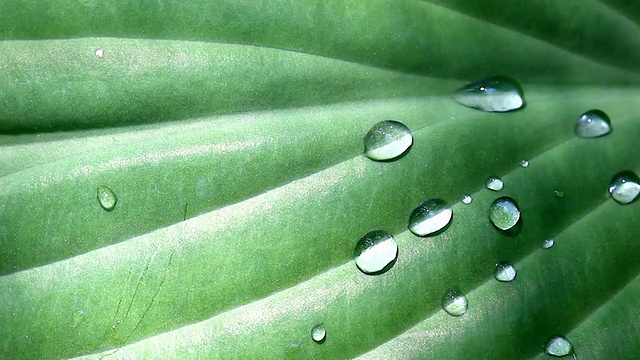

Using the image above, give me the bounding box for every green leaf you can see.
[1,1,639,359]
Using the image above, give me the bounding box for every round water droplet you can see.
[543,239,555,249]
[408,199,453,237]
[554,189,565,198]
[494,262,517,282]
[520,160,529,168]
[311,324,326,343]
[608,170,640,205]
[489,197,520,231]
[485,176,504,191]
[452,76,525,112]
[363,120,413,161]
[575,109,611,138]
[95,48,104,58]
[442,288,468,317]
[545,336,573,357]
[461,194,473,204]
[354,230,398,274]
[97,185,117,211]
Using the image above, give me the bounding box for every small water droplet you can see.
[545,336,573,357]
[520,160,529,168]
[575,109,611,138]
[408,199,453,236]
[485,176,504,191]
[554,189,565,198]
[95,48,105,58]
[461,194,473,204]
[97,185,117,211]
[608,170,640,205]
[363,120,413,161]
[543,239,555,249]
[494,262,517,282]
[311,324,326,343]
[489,196,520,231]
[452,76,525,112]
[442,288,468,317]
[354,230,398,274]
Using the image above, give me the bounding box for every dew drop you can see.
[575,109,611,138]
[363,120,413,161]
[354,230,398,275]
[442,288,468,317]
[545,336,573,357]
[97,185,117,211]
[543,239,555,249]
[408,199,453,236]
[311,324,326,343]
[554,189,565,198]
[485,176,504,191]
[452,76,525,112]
[608,170,640,205]
[494,262,517,282]
[461,194,473,204]
[520,160,529,168]
[489,197,520,231]
[95,48,105,58]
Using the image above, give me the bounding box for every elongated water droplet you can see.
[520,160,529,168]
[363,120,413,161]
[554,189,565,198]
[95,49,104,58]
[489,197,520,231]
[545,336,573,357]
[461,194,473,204]
[575,109,611,138]
[608,170,640,205]
[485,176,504,191]
[97,185,117,211]
[543,239,555,249]
[452,76,525,112]
[494,262,517,282]
[311,324,326,343]
[408,199,452,236]
[354,230,398,274]
[442,288,468,317]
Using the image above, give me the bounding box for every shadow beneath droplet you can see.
[495,218,523,237]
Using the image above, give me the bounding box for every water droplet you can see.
[461,195,473,204]
[485,176,504,191]
[494,262,517,282]
[452,76,525,112]
[489,197,520,231]
[311,324,326,343]
[442,288,468,317]
[354,230,398,274]
[95,49,105,58]
[554,189,565,198]
[545,336,573,357]
[520,160,529,168]
[608,170,640,205]
[575,109,611,138]
[408,199,453,236]
[543,239,555,249]
[363,120,413,161]
[72,308,85,327]
[97,185,117,211]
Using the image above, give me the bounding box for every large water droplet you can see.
[408,199,453,236]
[520,160,529,168]
[354,230,398,274]
[485,176,504,191]
[363,120,413,161]
[608,170,640,205]
[311,324,326,343]
[462,194,473,205]
[575,109,611,138]
[543,239,555,249]
[545,336,573,357]
[494,262,517,282]
[489,197,520,231]
[442,288,468,317]
[97,185,117,211]
[452,76,525,112]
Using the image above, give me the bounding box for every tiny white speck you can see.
[95,49,104,58]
